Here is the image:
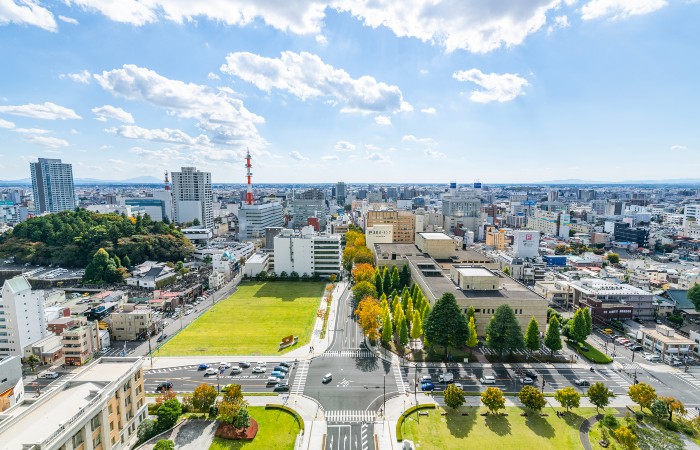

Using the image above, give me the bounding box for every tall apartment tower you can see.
[0,276,47,356]
[336,182,346,205]
[29,158,76,214]
[171,167,213,229]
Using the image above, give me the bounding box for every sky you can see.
[0,0,699,184]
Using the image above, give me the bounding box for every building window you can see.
[93,434,101,447]
[108,404,113,414]
[91,414,101,431]
[110,421,114,431]
[71,431,83,447]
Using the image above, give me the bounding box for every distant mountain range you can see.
[537,178,700,185]
[0,176,163,185]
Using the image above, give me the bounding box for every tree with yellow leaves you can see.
[355,296,382,342]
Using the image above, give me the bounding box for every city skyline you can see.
[1,1,699,183]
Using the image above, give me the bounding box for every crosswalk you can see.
[393,364,406,394]
[292,360,310,395]
[360,423,370,450]
[598,368,631,388]
[325,410,376,423]
[676,372,700,389]
[481,347,532,357]
[145,365,197,374]
[322,350,374,358]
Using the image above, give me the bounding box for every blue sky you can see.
[0,0,698,183]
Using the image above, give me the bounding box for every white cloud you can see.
[671,145,687,150]
[14,127,51,134]
[0,118,14,128]
[335,0,561,53]
[221,51,412,113]
[424,148,446,158]
[375,115,392,126]
[367,152,392,164]
[207,72,220,81]
[107,125,211,145]
[315,34,328,46]
[58,14,79,25]
[23,134,69,148]
[402,135,438,146]
[453,69,528,103]
[94,64,265,146]
[420,107,436,115]
[108,159,125,164]
[321,155,339,161]
[0,0,57,31]
[548,15,570,33]
[581,0,668,20]
[0,101,81,119]
[289,150,308,161]
[70,128,78,134]
[92,105,135,123]
[60,70,91,84]
[419,69,429,75]
[334,140,356,152]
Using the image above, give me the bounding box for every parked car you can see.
[479,375,496,384]
[157,334,167,343]
[519,377,533,384]
[574,379,590,387]
[271,371,286,379]
[204,368,218,376]
[525,370,538,379]
[420,375,432,383]
[421,381,435,391]
[239,361,251,368]
[219,362,232,369]
[279,361,292,368]
[41,371,59,379]
[274,383,290,392]
[266,376,281,385]
[273,366,289,373]
[438,372,454,383]
[198,363,210,371]
[322,373,333,383]
[645,355,661,362]
[252,366,266,373]
[156,381,173,392]
[230,367,242,375]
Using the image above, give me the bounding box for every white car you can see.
[204,368,218,375]
[41,371,59,379]
[519,377,533,384]
[252,366,266,373]
[219,362,231,369]
[256,361,267,367]
[266,376,281,384]
[479,375,496,384]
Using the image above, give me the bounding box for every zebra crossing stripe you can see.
[677,373,700,388]
[361,423,369,450]
[322,350,374,358]
[393,364,406,394]
[291,360,310,395]
[326,410,376,423]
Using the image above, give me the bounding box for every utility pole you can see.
[383,374,386,418]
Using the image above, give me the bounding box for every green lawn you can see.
[209,406,300,450]
[158,282,325,356]
[567,340,613,364]
[401,407,604,450]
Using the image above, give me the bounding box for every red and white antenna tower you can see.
[245,150,254,205]
[164,170,170,191]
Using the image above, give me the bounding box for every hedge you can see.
[567,340,613,364]
[265,404,305,433]
[396,404,436,441]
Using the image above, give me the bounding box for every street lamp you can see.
[383,374,386,418]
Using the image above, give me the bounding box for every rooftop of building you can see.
[3,275,31,294]
[247,253,269,264]
[374,243,424,257]
[418,232,454,240]
[454,267,496,278]
[639,326,696,345]
[573,278,652,296]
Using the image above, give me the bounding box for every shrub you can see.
[666,420,680,432]
[602,414,619,428]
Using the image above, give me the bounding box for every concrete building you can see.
[209,271,225,290]
[243,252,270,278]
[62,320,101,366]
[30,158,76,214]
[0,276,47,357]
[25,334,64,365]
[110,310,151,341]
[125,262,176,290]
[0,201,21,225]
[571,279,654,322]
[415,232,457,260]
[639,325,695,357]
[365,209,416,243]
[172,166,213,229]
[273,227,341,277]
[291,189,327,229]
[366,224,393,252]
[238,202,284,240]
[122,193,172,222]
[0,357,146,450]
[527,210,570,239]
[0,355,23,412]
[336,181,346,205]
[512,230,540,258]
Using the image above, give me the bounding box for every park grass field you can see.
[158,282,325,356]
[401,407,607,450]
[208,406,300,450]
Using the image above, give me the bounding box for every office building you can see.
[291,189,327,229]
[415,232,458,260]
[29,158,76,214]
[122,190,172,222]
[0,355,24,412]
[172,166,213,229]
[0,276,47,357]
[571,279,654,322]
[365,209,415,243]
[527,209,570,239]
[336,182,346,205]
[62,320,101,366]
[0,357,146,450]
[613,222,649,247]
[238,202,284,239]
[274,226,342,277]
[512,230,540,258]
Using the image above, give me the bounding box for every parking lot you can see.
[0,260,83,281]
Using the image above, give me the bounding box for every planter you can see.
[215,419,259,440]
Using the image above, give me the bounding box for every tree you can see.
[410,310,423,339]
[544,316,563,356]
[398,317,409,347]
[191,218,201,226]
[25,354,40,373]
[628,383,657,412]
[381,313,393,345]
[650,399,668,421]
[382,272,392,297]
[583,307,592,337]
[192,383,218,413]
[689,283,700,312]
[614,425,637,450]
[374,271,383,296]
[424,292,469,360]
[156,398,182,431]
[466,305,476,325]
[352,263,376,284]
[503,266,510,275]
[660,396,685,421]
[84,248,122,284]
[355,297,382,342]
[481,386,505,415]
[607,253,620,264]
[554,387,581,413]
[485,304,525,361]
[222,383,243,402]
[153,440,175,450]
[587,382,614,413]
[444,383,465,410]
[465,316,478,355]
[122,254,131,268]
[352,281,377,306]
[519,385,546,413]
[400,263,410,289]
[524,316,540,352]
[570,309,588,343]
[232,407,251,429]
[405,296,414,322]
[391,265,400,292]
[137,419,156,444]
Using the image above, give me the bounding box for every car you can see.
[519,377,533,384]
[420,375,432,383]
[205,368,218,376]
[656,319,663,324]
[273,366,289,373]
[438,372,454,383]
[421,382,435,391]
[219,362,232,369]
[156,381,173,392]
[322,373,333,383]
[279,361,292,368]
[453,382,464,391]
[574,379,590,387]
[230,367,242,375]
[157,334,167,343]
[525,370,539,379]
[239,361,251,368]
[41,371,59,379]
[198,363,210,371]
[479,375,496,384]
[266,376,281,385]
[631,345,643,352]
[580,346,590,352]
[271,371,286,379]
[256,361,267,367]
[274,383,290,392]
[645,355,661,362]
[252,366,266,373]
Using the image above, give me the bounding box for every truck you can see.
[438,372,454,383]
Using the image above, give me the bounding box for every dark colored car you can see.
[156,382,173,392]
[157,334,167,343]
[273,366,289,373]
[279,361,292,368]
[198,364,209,371]
[525,370,538,379]
[574,379,590,387]
[239,361,251,368]
[421,382,435,391]
[274,383,290,392]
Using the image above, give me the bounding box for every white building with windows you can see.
[238,202,284,239]
[0,276,47,357]
[30,158,76,214]
[172,166,213,229]
[274,226,341,277]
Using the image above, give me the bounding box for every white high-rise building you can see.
[238,202,284,239]
[172,167,213,229]
[274,226,341,277]
[29,158,76,214]
[0,276,47,356]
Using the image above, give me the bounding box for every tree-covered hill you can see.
[0,209,194,267]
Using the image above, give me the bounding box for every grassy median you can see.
[209,406,300,450]
[158,282,324,356]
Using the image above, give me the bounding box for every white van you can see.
[479,375,496,384]
[41,371,59,379]
[438,372,454,383]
